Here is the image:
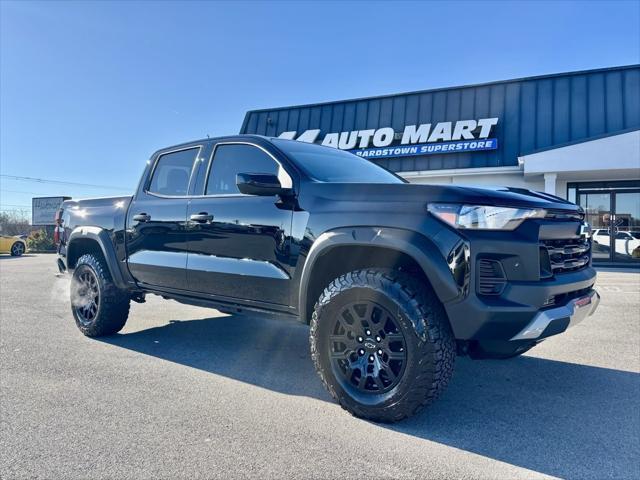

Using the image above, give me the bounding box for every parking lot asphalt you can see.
[1,254,639,480]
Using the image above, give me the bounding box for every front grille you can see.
[544,209,585,221]
[540,238,591,277]
[542,287,592,308]
[477,259,507,295]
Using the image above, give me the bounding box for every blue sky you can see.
[1,0,639,213]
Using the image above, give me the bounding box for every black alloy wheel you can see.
[70,253,130,337]
[74,268,100,325]
[310,269,456,423]
[329,301,407,395]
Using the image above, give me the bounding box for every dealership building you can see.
[241,64,640,265]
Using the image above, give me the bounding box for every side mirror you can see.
[236,173,290,196]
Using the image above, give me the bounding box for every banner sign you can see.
[354,139,498,159]
[279,117,499,157]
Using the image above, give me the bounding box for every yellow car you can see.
[0,235,26,256]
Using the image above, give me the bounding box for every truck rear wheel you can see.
[71,253,130,337]
[310,269,455,423]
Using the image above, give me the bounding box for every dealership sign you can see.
[32,196,69,226]
[279,118,499,159]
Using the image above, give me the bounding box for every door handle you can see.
[190,212,213,223]
[133,213,151,222]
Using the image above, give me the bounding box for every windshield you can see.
[272,139,405,184]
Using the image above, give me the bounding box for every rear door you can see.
[185,141,295,306]
[126,145,202,290]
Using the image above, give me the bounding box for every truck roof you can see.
[150,134,275,158]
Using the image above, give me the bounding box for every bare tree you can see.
[0,210,31,236]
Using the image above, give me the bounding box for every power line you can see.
[1,189,61,196]
[1,174,131,191]
[0,204,31,208]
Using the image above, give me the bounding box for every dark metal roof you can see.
[241,65,640,173]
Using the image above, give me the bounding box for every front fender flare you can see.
[298,227,462,323]
[66,226,128,290]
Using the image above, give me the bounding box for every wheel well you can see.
[67,238,105,269]
[303,245,432,324]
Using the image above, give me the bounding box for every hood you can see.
[306,182,581,213]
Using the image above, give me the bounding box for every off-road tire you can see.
[310,269,456,423]
[71,253,130,337]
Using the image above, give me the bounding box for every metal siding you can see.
[287,109,300,131]
[503,82,521,167]
[471,86,491,170]
[458,88,476,169]
[405,94,420,126]
[536,79,553,150]
[553,77,571,144]
[520,82,537,154]
[276,110,288,135]
[298,108,310,132]
[245,112,258,135]
[241,65,639,173]
[570,75,588,139]
[257,111,269,135]
[309,106,321,133]
[588,73,606,136]
[319,104,331,136]
[389,92,405,171]
[367,99,381,129]
[623,69,640,127]
[443,90,460,169]
[418,93,432,124]
[355,101,368,130]
[605,72,624,132]
[330,103,344,132]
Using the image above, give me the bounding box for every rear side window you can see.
[206,144,278,195]
[148,148,199,196]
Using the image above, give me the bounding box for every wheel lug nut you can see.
[358,349,365,355]
[378,349,383,355]
[365,330,371,335]
[369,355,374,361]
[357,336,363,342]
[376,336,381,342]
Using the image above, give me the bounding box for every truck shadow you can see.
[101,313,639,479]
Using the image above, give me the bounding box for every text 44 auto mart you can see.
[242,64,640,265]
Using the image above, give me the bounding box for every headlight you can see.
[428,203,546,230]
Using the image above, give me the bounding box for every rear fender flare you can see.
[66,226,128,290]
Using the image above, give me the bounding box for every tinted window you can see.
[148,148,198,196]
[206,144,278,195]
[272,139,404,184]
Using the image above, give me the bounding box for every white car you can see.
[592,229,640,256]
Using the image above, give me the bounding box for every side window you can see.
[206,144,278,195]
[148,148,199,196]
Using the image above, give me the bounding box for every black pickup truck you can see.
[57,135,599,422]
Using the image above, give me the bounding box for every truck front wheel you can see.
[71,253,130,337]
[310,269,455,423]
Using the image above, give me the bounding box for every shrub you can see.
[26,229,55,252]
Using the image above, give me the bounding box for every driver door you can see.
[185,141,294,306]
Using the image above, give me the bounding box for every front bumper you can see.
[510,289,600,341]
[444,266,599,358]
